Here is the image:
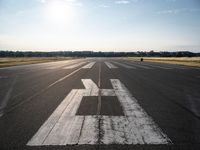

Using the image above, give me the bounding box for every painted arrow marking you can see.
[27,79,171,145]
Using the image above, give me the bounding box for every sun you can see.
[45,0,75,24]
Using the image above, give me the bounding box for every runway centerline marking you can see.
[97,63,101,115]
[27,79,171,145]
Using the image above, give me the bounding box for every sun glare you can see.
[45,0,75,25]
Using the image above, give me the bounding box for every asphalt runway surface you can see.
[0,58,200,150]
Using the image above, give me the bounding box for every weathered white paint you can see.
[63,62,86,69]
[82,62,96,69]
[102,79,170,144]
[112,61,136,69]
[46,67,83,89]
[27,79,99,145]
[46,60,80,69]
[78,116,98,144]
[27,79,171,146]
[0,77,17,117]
[105,62,118,69]
[97,63,101,115]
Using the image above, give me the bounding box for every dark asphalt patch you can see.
[76,96,98,115]
[100,96,124,116]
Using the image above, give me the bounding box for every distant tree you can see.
[0,50,199,57]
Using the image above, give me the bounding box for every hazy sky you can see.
[0,0,200,52]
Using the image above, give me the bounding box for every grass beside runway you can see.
[0,57,74,68]
[120,57,200,67]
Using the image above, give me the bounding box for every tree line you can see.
[0,50,199,57]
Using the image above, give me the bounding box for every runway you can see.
[0,58,200,150]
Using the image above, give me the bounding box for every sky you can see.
[0,0,200,52]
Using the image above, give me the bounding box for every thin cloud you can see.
[131,0,139,2]
[98,4,110,8]
[115,0,130,4]
[38,0,82,6]
[157,8,200,14]
[65,0,77,2]
[166,0,176,2]
[38,0,78,4]
[39,0,46,3]
[157,10,177,14]
[16,10,25,15]
[73,2,83,7]
[190,9,200,12]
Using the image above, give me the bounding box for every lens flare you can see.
[45,0,75,25]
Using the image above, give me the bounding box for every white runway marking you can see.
[102,79,170,144]
[27,79,171,146]
[112,61,136,69]
[105,62,118,69]
[82,62,96,69]
[44,60,79,69]
[0,77,17,117]
[63,62,86,69]
[47,65,67,69]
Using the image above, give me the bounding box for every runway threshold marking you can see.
[112,61,136,69]
[82,62,96,69]
[27,79,171,145]
[105,62,118,69]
